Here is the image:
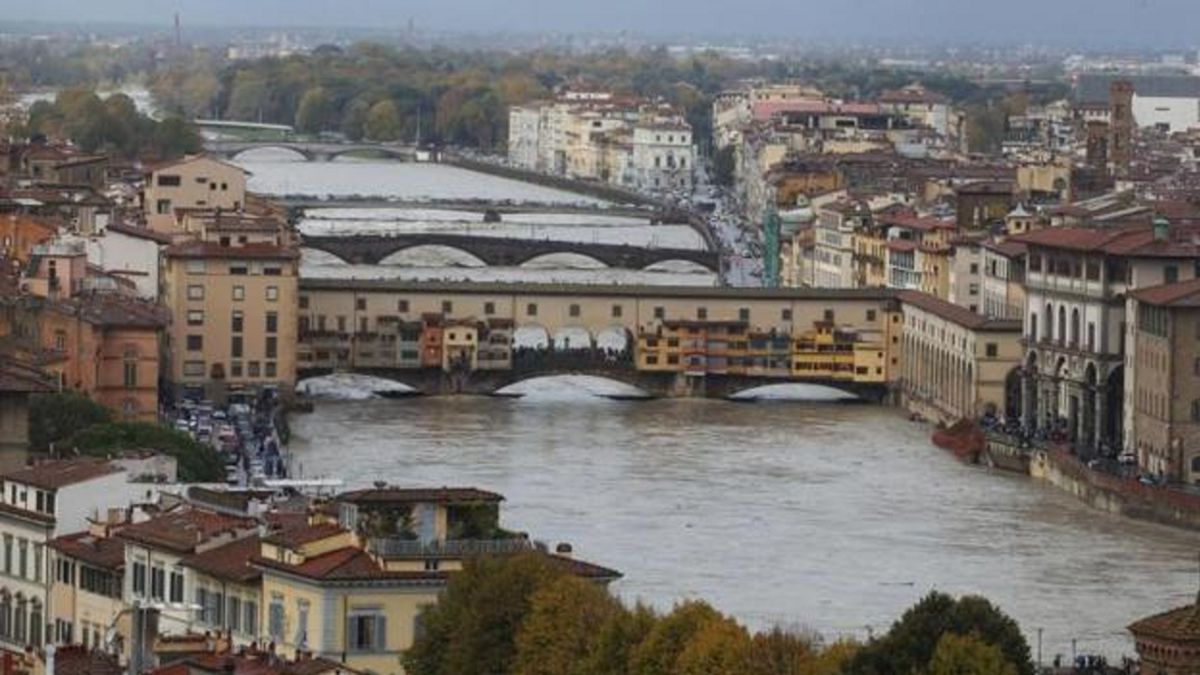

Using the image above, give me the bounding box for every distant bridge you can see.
[204,140,419,162]
[301,234,719,271]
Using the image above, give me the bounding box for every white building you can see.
[812,201,865,289]
[506,105,543,171]
[84,224,169,300]
[1074,74,1200,133]
[631,122,695,195]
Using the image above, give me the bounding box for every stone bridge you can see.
[297,366,891,401]
[300,234,719,271]
[204,140,419,162]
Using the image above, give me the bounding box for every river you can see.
[289,393,1200,661]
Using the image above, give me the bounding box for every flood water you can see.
[289,394,1200,660]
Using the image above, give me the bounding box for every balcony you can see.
[368,537,535,559]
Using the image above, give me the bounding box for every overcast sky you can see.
[7,0,1200,47]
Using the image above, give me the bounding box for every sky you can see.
[6,0,1200,48]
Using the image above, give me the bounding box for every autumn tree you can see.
[295,86,335,134]
[513,575,624,675]
[365,99,403,141]
[402,553,568,675]
[629,601,725,675]
[675,616,756,675]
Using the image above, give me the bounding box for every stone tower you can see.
[1109,80,1134,174]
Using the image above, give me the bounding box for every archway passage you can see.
[552,327,593,351]
[595,327,631,353]
[513,325,550,350]
[1104,366,1124,451]
[1004,367,1022,422]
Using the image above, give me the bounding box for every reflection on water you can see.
[289,395,1200,658]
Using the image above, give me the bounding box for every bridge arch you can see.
[595,325,632,353]
[228,145,312,162]
[379,245,488,268]
[513,324,551,350]
[727,383,860,402]
[494,374,651,400]
[520,252,609,270]
[642,259,717,273]
[300,248,351,266]
[326,146,413,162]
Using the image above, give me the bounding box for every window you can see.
[356,298,367,311]
[1165,265,1180,284]
[232,311,244,333]
[195,587,209,623]
[187,285,204,300]
[296,600,310,645]
[231,336,243,358]
[986,343,998,358]
[124,361,138,389]
[150,566,165,601]
[1029,253,1042,272]
[739,308,750,321]
[3,536,10,574]
[442,301,453,313]
[268,596,284,640]
[866,309,876,322]
[654,306,665,319]
[183,361,205,377]
[248,362,261,378]
[187,310,204,326]
[824,309,835,322]
[229,265,248,275]
[266,337,278,359]
[186,335,203,351]
[229,597,242,633]
[244,601,258,637]
[612,304,623,318]
[348,613,386,652]
[484,302,495,315]
[169,572,184,603]
[17,540,26,578]
[32,545,41,584]
[232,285,245,301]
[156,174,181,187]
[156,199,172,215]
[397,300,409,313]
[697,307,708,320]
[526,303,538,316]
[1192,400,1200,423]
[132,561,146,596]
[265,362,277,378]
[266,286,279,302]
[782,308,793,321]
[263,267,282,276]
[266,312,278,334]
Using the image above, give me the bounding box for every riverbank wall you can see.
[981,435,1200,531]
[442,155,660,207]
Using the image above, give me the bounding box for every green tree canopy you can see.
[66,422,223,482]
[28,392,111,452]
[295,86,335,134]
[846,593,1031,675]
[629,600,725,675]
[927,633,1020,675]
[365,99,403,141]
[675,615,756,675]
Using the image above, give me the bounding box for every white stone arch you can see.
[595,325,631,353]
[520,252,608,270]
[380,245,488,268]
[513,324,550,350]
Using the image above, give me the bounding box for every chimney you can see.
[555,542,573,558]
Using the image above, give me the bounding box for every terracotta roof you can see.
[984,239,1028,258]
[1130,278,1200,307]
[165,242,298,261]
[181,535,262,584]
[147,154,249,175]
[898,290,1023,332]
[50,531,126,570]
[881,213,956,232]
[338,487,504,505]
[1014,224,1200,258]
[105,222,173,244]
[117,508,256,554]
[152,652,360,675]
[545,553,623,581]
[0,355,55,393]
[1129,598,1200,642]
[887,239,918,252]
[879,87,949,105]
[262,523,346,548]
[253,546,446,584]
[2,458,119,490]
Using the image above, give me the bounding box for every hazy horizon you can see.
[5,0,1200,49]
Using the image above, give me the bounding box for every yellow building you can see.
[144,156,248,233]
[162,217,299,402]
[790,323,886,383]
[442,322,479,372]
[48,521,128,654]
[256,487,621,675]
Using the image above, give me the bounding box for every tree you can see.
[579,602,657,675]
[151,116,203,159]
[403,553,568,675]
[750,627,817,675]
[67,422,223,482]
[225,70,271,122]
[513,575,624,675]
[846,593,1031,675]
[928,633,1019,675]
[365,99,402,141]
[295,86,335,134]
[629,601,724,675]
[339,97,372,141]
[675,616,756,675]
[28,392,112,452]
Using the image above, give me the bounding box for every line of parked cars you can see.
[172,399,279,483]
